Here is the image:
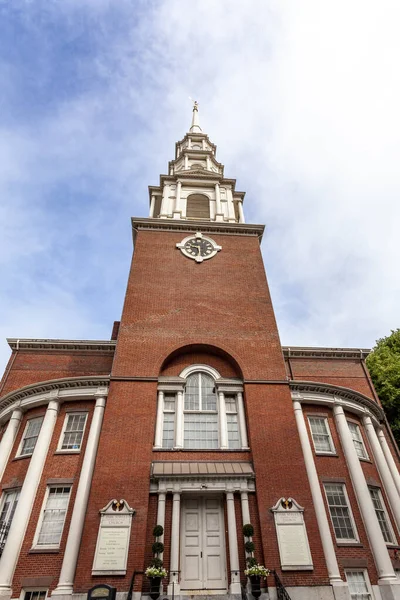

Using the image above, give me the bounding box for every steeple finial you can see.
[189,100,202,133]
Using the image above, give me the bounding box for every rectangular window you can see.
[308,416,335,454]
[184,413,218,449]
[324,483,358,542]
[36,487,71,547]
[59,413,87,451]
[23,591,47,600]
[369,487,395,544]
[345,571,372,600]
[347,422,368,460]
[0,488,20,553]
[225,396,241,449]
[19,417,43,456]
[162,395,175,449]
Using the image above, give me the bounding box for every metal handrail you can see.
[272,570,292,600]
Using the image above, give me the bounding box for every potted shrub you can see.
[145,525,167,600]
[244,562,270,599]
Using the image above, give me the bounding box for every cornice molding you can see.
[7,338,116,353]
[282,346,370,360]
[0,375,110,422]
[131,218,265,241]
[290,380,384,422]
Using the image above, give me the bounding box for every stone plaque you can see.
[92,499,135,576]
[271,498,313,571]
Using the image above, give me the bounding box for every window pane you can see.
[346,571,371,599]
[61,414,86,450]
[184,413,218,449]
[24,592,47,600]
[185,374,200,410]
[162,413,175,449]
[227,414,240,449]
[325,484,356,540]
[37,487,70,546]
[21,418,43,456]
[348,422,368,459]
[369,488,393,543]
[309,417,333,453]
[225,396,237,413]
[201,374,216,411]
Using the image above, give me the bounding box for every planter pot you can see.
[249,575,262,599]
[148,576,162,600]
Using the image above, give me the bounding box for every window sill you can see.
[12,454,32,462]
[315,452,339,457]
[29,547,60,554]
[336,542,363,547]
[54,450,81,455]
[359,457,372,463]
[153,447,250,452]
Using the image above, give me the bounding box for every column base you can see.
[0,589,11,600]
[52,585,74,596]
[167,582,180,595]
[173,211,183,219]
[330,580,351,600]
[215,214,224,222]
[229,582,241,595]
[378,578,400,600]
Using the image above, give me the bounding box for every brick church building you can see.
[0,104,399,600]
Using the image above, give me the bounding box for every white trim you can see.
[16,416,44,458]
[307,415,336,455]
[57,412,88,453]
[368,486,397,546]
[345,569,374,600]
[179,364,221,380]
[323,482,359,544]
[19,589,48,600]
[31,485,72,550]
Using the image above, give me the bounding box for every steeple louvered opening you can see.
[186,194,210,220]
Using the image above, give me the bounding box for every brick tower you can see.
[0,104,399,600]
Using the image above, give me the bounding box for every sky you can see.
[0,0,399,372]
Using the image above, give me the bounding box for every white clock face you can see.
[176,232,222,263]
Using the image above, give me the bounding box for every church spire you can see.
[189,100,202,133]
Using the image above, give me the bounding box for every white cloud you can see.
[1,0,399,373]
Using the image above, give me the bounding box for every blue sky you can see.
[1,0,400,371]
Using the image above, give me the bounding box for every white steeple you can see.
[189,100,202,133]
[148,104,246,223]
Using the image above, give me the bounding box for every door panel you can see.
[180,496,226,590]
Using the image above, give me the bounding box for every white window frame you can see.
[57,412,88,453]
[368,486,397,546]
[16,417,44,458]
[32,485,71,549]
[307,415,336,455]
[345,569,374,600]
[19,589,48,600]
[324,483,359,543]
[347,420,369,460]
[156,365,246,450]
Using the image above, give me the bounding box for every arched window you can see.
[184,373,218,449]
[155,366,248,450]
[186,194,210,220]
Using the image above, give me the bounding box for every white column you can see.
[173,181,182,219]
[240,491,251,526]
[237,392,249,449]
[160,184,169,218]
[0,409,22,481]
[218,392,228,449]
[238,201,245,224]
[377,428,400,497]
[226,492,241,594]
[215,183,223,222]
[363,416,400,531]
[168,492,181,594]
[149,195,156,218]
[175,391,184,448]
[0,400,59,597]
[53,396,106,596]
[156,492,166,561]
[154,391,164,449]
[293,401,344,586]
[184,155,189,170]
[333,405,398,583]
[227,189,236,222]
[206,155,211,171]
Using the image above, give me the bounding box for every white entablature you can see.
[148,102,246,224]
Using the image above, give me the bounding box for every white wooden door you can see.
[180,496,227,590]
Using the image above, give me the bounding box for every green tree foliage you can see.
[366,329,400,446]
